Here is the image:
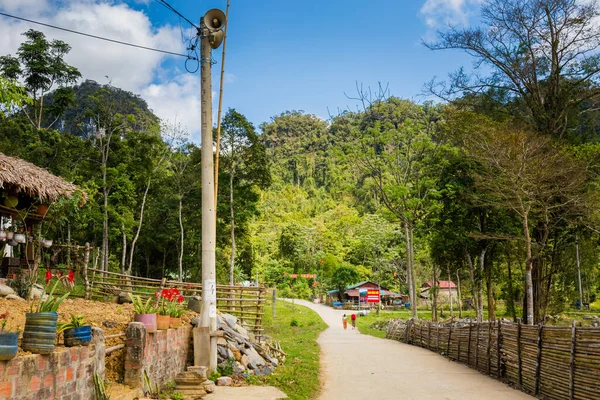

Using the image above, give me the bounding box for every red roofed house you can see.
[420,280,458,303]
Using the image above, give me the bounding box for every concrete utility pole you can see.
[197,8,225,372]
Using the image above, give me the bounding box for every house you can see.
[326,281,403,306]
[420,280,458,303]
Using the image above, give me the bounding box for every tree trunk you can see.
[456,270,462,318]
[432,266,438,322]
[126,177,151,276]
[120,223,127,274]
[523,213,535,325]
[447,265,453,317]
[179,195,184,282]
[477,247,486,323]
[405,221,417,318]
[486,254,495,321]
[229,164,235,286]
[465,248,479,319]
[506,248,517,322]
[102,183,109,273]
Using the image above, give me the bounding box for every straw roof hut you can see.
[0,153,87,205]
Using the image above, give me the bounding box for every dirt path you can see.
[293,300,534,400]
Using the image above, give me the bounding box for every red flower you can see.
[177,295,184,303]
[161,289,171,300]
[155,292,161,299]
[45,269,53,284]
[67,270,75,283]
[172,288,180,297]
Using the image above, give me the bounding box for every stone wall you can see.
[124,322,192,389]
[0,328,105,400]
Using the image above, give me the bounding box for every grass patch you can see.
[259,300,327,400]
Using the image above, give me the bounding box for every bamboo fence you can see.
[86,268,266,334]
[386,319,600,400]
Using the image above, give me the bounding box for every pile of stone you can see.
[173,366,215,400]
[214,313,285,377]
[0,282,46,301]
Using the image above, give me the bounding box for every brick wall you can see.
[124,322,192,389]
[0,328,105,400]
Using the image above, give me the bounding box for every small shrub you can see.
[290,318,299,327]
[217,359,235,377]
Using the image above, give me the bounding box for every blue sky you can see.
[0,0,482,139]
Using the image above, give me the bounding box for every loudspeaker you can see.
[203,8,226,31]
[209,30,224,49]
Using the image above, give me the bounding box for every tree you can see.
[0,29,80,129]
[427,0,600,140]
[220,108,270,284]
[330,266,360,302]
[460,112,587,324]
[0,77,31,117]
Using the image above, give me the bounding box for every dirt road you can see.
[294,300,533,400]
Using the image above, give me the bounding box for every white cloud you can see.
[420,0,483,29]
[0,0,207,137]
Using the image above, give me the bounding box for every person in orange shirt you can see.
[342,314,348,330]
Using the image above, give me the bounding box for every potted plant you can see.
[169,291,186,328]
[156,290,171,330]
[21,269,73,354]
[58,314,92,347]
[129,294,157,333]
[0,312,19,361]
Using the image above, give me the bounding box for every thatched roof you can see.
[0,153,87,204]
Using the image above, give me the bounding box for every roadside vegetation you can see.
[258,300,326,400]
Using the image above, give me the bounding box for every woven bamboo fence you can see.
[386,319,600,400]
[86,268,266,334]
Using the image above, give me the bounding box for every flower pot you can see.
[13,234,26,244]
[169,317,182,329]
[134,313,157,333]
[64,326,92,347]
[21,312,58,354]
[36,204,49,216]
[0,331,19,361]
[187,297,202,313]
[156,315,170,330]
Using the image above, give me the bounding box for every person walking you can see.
[351,313,357,330]
[342,314,348,330]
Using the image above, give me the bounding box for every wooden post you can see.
[83,242,91,300]
[517,319,523,389]
[487,321,492,376]
[467,322,472,367]
[569,321,576,400]
[239,288,244,325]
[272,289,276,317]
[475,322,480,370]
[447,324,452,359]
[457,326,461,362]
[405,319,410,343]
[497,319,502,379]
[427,322,431,350]
[535,323,543,395]
[437,323,440,353]
[419,321,423,347]
[254,288,262,334]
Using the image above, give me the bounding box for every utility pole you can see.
[197,9,225,373]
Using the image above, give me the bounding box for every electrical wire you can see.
[155,0,199,29]
[0,11,197,60]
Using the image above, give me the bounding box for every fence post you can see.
[497,319,502,379]
[457,326,461,362]
[475,322,480,371]
[427,322,431,350]
[405,319,410,343]
[569,321,577,400]
[467,322,472,367]
[447,324,452,359]
[535,323,543,395]
[517,319,523,389]
[487,321,492,376]
[437,323,440,353]
[84,242,90,300]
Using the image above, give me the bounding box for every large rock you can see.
[243,346,266,369]
[217,376,232,386]
[235,324,249,339]
[233,361,245,374]
[0,284,15,297]
[231,346,242,362]
[240,354,249,369]
[221,313,238,329]
[5,294,25,301]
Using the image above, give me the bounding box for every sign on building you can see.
[366,289,380,303]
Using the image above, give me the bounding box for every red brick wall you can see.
[0,345,98,400]
[124,323,192,389]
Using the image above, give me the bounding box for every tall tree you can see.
[0,29,80,130]
[427,0,600,140]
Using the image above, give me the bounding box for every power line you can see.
[0,12,197,60]
[155,0,199,30]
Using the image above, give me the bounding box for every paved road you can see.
[293,300,533,400]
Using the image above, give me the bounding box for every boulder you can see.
[243,346,266,369]
[216,376,232,386]
[233,361,245,374]
[0,284,15,297]
[231,345,242,361]
[221,313,238,329]
[5,294,25,301]
[240,354,249,368]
